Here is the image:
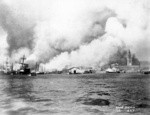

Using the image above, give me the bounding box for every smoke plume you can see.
[0,0,149,70]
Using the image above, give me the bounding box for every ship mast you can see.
[20,55,26,68]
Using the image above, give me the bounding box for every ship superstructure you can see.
[0,55,31,75]
[17,55,31,75]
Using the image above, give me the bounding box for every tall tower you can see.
[127,50,132,66]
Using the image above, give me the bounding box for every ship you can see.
[1,55,36,76]
[15,55,37,76]
[18,55,31,75]
[141,69,150,74]
[0,58,13,75]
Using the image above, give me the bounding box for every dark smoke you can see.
[0,3,35,56]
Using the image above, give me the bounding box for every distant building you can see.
[105,67,120,73]
[69,67,84,74]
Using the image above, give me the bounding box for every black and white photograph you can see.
[0,0,150,115]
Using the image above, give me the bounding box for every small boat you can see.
[143,71,150,74]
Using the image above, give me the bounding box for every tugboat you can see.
[143,71,150,74]
[142,69,150,74]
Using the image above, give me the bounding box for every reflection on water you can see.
[0,73,150,115]
[5,77,34,101]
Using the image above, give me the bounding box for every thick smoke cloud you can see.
[0,0,35,62]
[0,0,149,70]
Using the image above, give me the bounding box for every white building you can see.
[69,67,84,74]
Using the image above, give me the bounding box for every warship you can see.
[0,55,36,76]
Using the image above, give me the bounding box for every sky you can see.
[0,0,150,70]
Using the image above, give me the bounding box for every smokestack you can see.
[127,50,132,66]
